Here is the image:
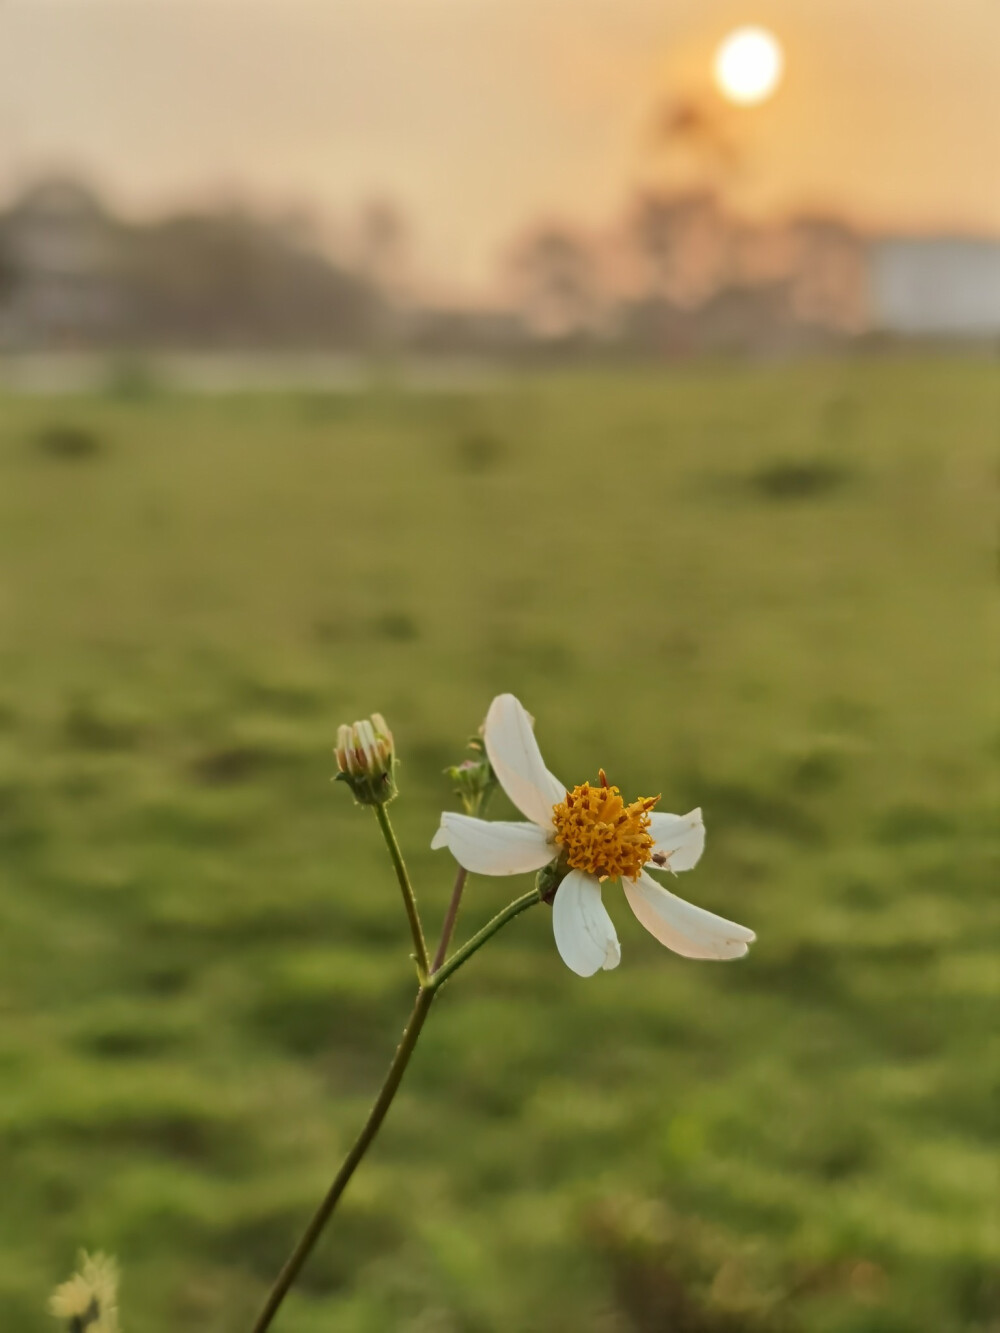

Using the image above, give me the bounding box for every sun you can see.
[714,26,784,106]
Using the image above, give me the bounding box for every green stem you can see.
[432,866,468,973]
[429,887,541,990]
[431,787,494,972]
[374,803,430,977]
[248,886,540,1333]
[248,985,435,1333]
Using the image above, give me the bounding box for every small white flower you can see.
[432,693,755,977]
[49,1252,120,1333]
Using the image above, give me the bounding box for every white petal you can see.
[431,812,554,875]
[621,870,755,960]
[648,808,706,872]
[552,870,621,977]
[483,693,566,827]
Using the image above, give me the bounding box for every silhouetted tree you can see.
[507,224,599,337]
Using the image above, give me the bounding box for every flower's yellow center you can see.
[551,770,660,882]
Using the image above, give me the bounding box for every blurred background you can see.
[0,2,996,1331]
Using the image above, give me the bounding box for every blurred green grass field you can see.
[0,358,996,1333]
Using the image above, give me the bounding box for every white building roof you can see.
[869,237,1000,336]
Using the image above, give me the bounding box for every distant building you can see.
[0,174,382,351]
[868,237,1000,338]
[0,178,124,347]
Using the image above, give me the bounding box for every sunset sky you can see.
[1,0,997,292]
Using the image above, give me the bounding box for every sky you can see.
[1,0,997,294]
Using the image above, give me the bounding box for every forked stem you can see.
[431,888,540,988]
[248,985,434,1333]
[248,888,541,1333]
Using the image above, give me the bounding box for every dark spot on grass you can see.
[853,939,939,969]
[696,778,825,844]
[0,781,44,853]
[749,457,851,501]
[793,1125,874,1182]
[836,877,883,910]
[247,990,341,1058]
[788,749,845,793]
[874,804,957,846]
[232,676,324,715]
[248,989,399,1063]
[61,1110,248,1168]
[63,700,142,751]
[454,430,507,472]
[130,961,195,998]
[79,1024,180,1060]
[815,1142,871,1181]
[31,423,105,462]
[373,610,419,641]
[189,745,264,785]
[743,942,842,1002]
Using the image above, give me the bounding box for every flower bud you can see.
[535,857,568,904]
[444,736,497,815]
[334,712,397,805]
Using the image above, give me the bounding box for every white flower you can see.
[431,693,755,977]
[49,1252,120,1333]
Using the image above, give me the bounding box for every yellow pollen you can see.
[551,778,660,882]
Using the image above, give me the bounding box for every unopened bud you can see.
[334,712,397,805]
[535,858,567,904]
[444,736,497,815]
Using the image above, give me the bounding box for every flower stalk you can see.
[248,885,540,1333]
[432,783,495,971]
[248,984,435,1333]
[429,887,540,990]
[432,865,467,972]
[373,802,430,978]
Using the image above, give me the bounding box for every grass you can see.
[0,356,995,1332]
